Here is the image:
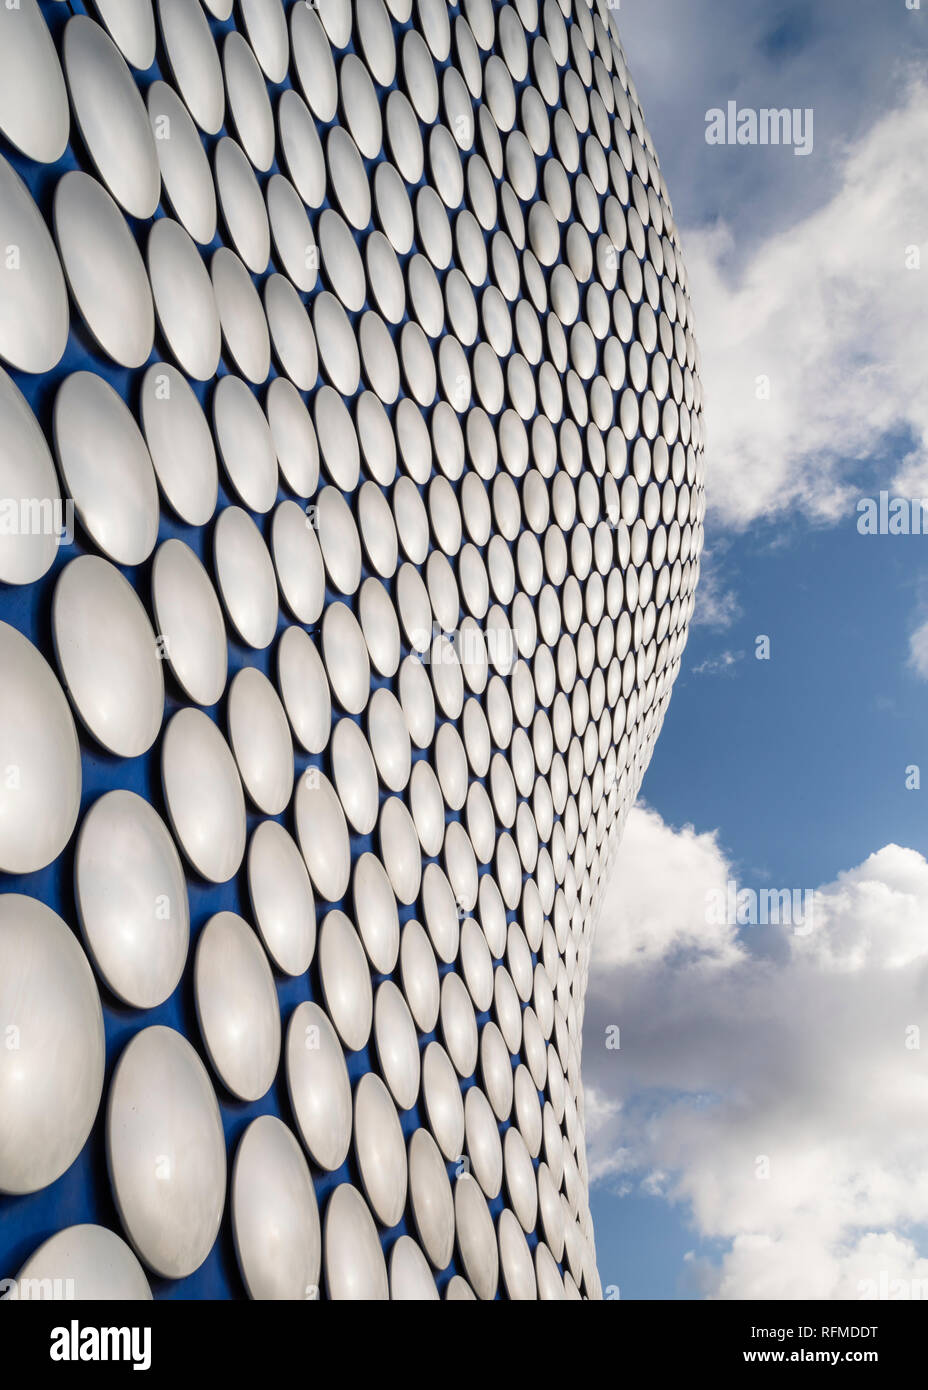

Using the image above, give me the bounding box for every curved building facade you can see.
[0,0,704,1300]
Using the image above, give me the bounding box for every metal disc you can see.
[88,0,156,72]
[389,1235,439,1300]
[271,499,325,627]
[454,1173,498,1301]
[0,894,104,1195]
[213,373,278,513]
[247,819,316,977]
[373,979,419,1111]
[232,1115,321,1301]
[147,217,221,381]
[194,911,280,1101]
[408,1127,454,1269]
[0,365,61,585]
[75,789,189,1009]
[353,1071,407,1227]
[214,135,270,273]
[223,30,275,172]
[286,1001,351,1172]
[53,370,159,565]
[323,1183,389,1301]
[0,0,69,164]
[157,0,225,136]
[321,601,371,716]
[213,504,279,650]
[53,171,154,369]
[290,1,337,122]
[241,0,289,83]
[318,908,373,1052]
[421,1040,464,1161]
[160,707,246,884]
[399,918,440,1035]
[0,154,69,373]
[227,665,293,815]
[8,1224,151,1301]
[265,273,319,390]
[331,718,378,835]
[151,539,227,707]
[276,624,331,754]
[294,769,351,903]
[147,79,217,244]
[63,16,160,218]
[140,364,218,527]
[210,246,271,384]
[277,88,326,208]
[52,554,164,757]
[106,1025,226,1278]
[0,623,81,875]
[498,1207,537,1300]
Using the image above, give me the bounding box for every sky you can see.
[586,0,928,1300]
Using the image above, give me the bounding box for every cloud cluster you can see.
[684,74,928,530]
[618,0,928,532]
[692,650,743,677]
[691,551,741,630]
[585,807,928,1299]
[907,619,928,681]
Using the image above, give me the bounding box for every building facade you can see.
[0,0,704,1299]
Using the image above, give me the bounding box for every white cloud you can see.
[908,619,928,680]
[585,808,928,1299]
[692,551,741,630]
[591,806,741,969]
[692,649,743,677]
[685,72,928,529]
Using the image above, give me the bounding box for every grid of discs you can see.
[0,0,704,1301]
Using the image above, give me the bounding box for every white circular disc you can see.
[52,370,159,566]
[0,365,61,585]
[151,538,228,707]
[75,789,189,1009]
[194,911,280,1101]
[161,707,246,884]
[227,665,293,815]
[286,1001,351,1172]
[53,171,154,369]
[232,1115,321,1301]
[0,621,81,875]
[0,154,69,372]
[0,895,104,1195]
[247,819,315,976]
[52,555,164,758]
[323,1183,389,1301]
[106,1025,226,1279]
[8,1224,151,1301]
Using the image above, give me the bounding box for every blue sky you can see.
[653,513,928,888]
[586,0,928,1300]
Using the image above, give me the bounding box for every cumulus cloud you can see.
[692,552,741,630]
[592,807,741,969]
[682,71,928,530]
[618,1,928,532]
[585,807,928,1299]
[692,650,743,677]
[907,619,928,681]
